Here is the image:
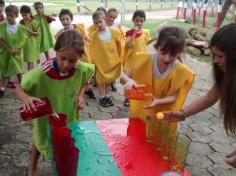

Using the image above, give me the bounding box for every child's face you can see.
[0,4,4,14]
[34,5,43,15]
[21,13,31,21]
[56,48,79,74]
[60,14,72,29]
[106,11,117,26]
[211,46,226,72]
[6,12,18,25]
[156,47,180,67]
[132,16,145,30]
[93,16,106,32]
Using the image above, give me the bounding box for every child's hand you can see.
[163,111,185,122]
[22,96,42,113]
[143,97,160,109]
[124,79,137,90]
[225,149,236,168]
[75,96,86,110]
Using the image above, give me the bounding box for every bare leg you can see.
[98,84,105,97]
[17,73,22,84]
[105,84,111,96]
[28,142,40,176]
[28,62,34,71]
[45,51,49,60]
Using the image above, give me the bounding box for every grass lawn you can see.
[5,0,177,14]
[124,14,234,63]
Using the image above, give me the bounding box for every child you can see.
[13,30,95,176]
[20,5,40,70]
[0,0,5,22]
[89,10,122,107]
[122,26,195,126]
[106,8,125,92]
[123,10,156,106]
[33,2,55,61]
[56,8,96,99]
[0,5,27,97]
[164,24,236,168]
[87,7,106,34]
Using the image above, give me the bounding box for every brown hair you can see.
[96,7,106,15]
[34,2,43,8]
[59,9,73,21]
[210,23,236,135]
[92,10,105,20]
[154,26,185,56]
[107,8,118,14]
[5,5,18,15]
[54,30,84,57]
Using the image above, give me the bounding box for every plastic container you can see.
[125,85,152,101]
[19,97,53,121]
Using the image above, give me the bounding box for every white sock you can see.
[0,87,5,91]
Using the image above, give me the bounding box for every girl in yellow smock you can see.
[125,26,195,133]
[89,10,122,107]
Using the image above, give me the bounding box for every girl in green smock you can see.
[20,5,40,70]
[13,30,95,176]
[0,5,27,97]
[33,2,55,61]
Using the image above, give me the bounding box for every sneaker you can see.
[0,90,5,98]
[106,96,114,106]
[123,98,130,107]
[99,97,110,107]
[85,88,96,99]
[111,81,117,92]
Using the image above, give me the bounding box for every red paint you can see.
[97,118,190,176]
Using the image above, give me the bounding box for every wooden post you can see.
[215,0,222,29]
[183,0,188,19]
[202,0,208,28]
[76,0,80,13]
[136,0,138,10]
[192,0,197,25]
[120,0,125,25]
[149,0,152,10]
[176,0,183,19]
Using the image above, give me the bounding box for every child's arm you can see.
[74,83,88,110]
[13,85,42,112]
[116,40,121,57]
[127,26,139,48]
[147,37,158,45]
[26,28,40,36]
[0,38,20,54]
[144,94,178,109]
[120,73,137,90]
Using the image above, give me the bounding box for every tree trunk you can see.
[219,0,233,26]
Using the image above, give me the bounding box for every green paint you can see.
[70,121,121,176]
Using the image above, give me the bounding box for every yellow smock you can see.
[89,28,122,84]
[123,29,149,72]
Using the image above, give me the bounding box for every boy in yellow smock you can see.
[89,10,122,107]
